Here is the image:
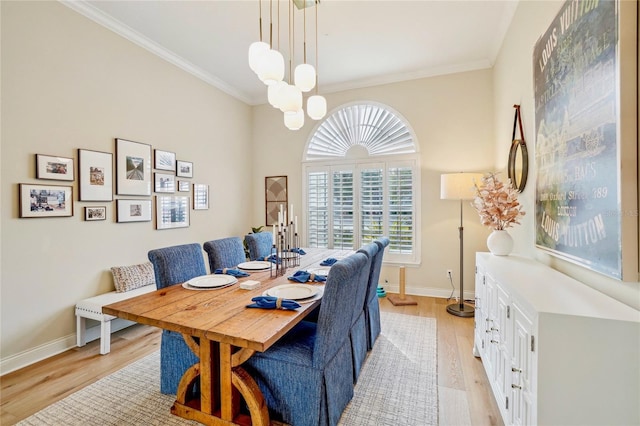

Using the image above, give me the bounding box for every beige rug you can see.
[17,312,437,426]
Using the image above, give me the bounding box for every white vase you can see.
[487,230,513,256]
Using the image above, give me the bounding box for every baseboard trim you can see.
[380,285,475,302]
[0,318,136,375]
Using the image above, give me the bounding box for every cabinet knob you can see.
[512,367,522,373]
[511,384,522,389]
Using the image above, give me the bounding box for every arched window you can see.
[302,102,421,264]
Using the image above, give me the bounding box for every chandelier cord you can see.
[258,0,263,42]
[268,0,273,48]
[288,0,292,84]
[303,3,307,64]
[315,0,319,94]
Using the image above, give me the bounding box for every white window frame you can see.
[302,154,421,265]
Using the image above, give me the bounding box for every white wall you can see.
[0,1,252,370]
[493,0,639,309]
[251,70,496,299]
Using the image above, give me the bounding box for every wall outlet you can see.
[446,269,453,279]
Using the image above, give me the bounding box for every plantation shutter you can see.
[307,171,329,248]
[360,167,384,244]
[332,170,354,249]
[387,166,414,254]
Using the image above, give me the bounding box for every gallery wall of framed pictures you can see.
[20,137,208,227]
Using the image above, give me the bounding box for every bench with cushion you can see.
[75,262,155,354]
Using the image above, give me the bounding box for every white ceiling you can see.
[63,0,519,105]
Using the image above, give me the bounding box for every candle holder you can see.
[270,221,301,277]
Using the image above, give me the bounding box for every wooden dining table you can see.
[103,247,350,426]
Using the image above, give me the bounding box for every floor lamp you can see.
[440,172,483,318]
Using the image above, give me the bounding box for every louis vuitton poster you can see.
[533,0,622,278]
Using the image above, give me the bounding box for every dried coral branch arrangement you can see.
[472,173,525,231]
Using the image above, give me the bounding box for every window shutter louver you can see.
[360,168,384,244]
[387,167,414,254]
[332,170,354,249]
[307,171,329,248]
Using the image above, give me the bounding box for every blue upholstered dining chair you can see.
[351,242,378,381]
[244,252,369,426]
[203,237,246,271]
[148,243,206,395]
[365,237,389,350]
[244,231,273,261]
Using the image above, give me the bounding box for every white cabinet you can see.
[474,253,640,426]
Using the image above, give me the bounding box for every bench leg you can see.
[100,319,111,355]
[77,315,86,347]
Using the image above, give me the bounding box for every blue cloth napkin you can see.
[262,254,281,264]
[214,268,250,277]
[287,270,327,283]
[320,258,338,266]
[290,248,306,255]
[246,296,301,310]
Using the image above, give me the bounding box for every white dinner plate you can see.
[306,267,330,277]
[237,261,272,270]
[262,286,324,304]
[185,275,237,288]
[266,284,318,300]
[182,282,235,291]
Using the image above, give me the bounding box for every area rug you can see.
[17,312,437,426]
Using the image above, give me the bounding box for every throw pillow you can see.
[111,262,155,293]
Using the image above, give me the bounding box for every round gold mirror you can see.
[508,139,528,192]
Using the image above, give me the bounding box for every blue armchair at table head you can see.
[366,237,389,349]
[244,231,273,261]
[148,243,206,395]
[244,252,369,426]
[203,237,246,271]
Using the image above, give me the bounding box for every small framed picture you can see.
[36,154,74,181]
[154,172,175,193]
[176,160,193,178]
[85,206,106,221]
[193,183,209,210]
[154,149,176,171]
[177,180,190,192]
[20,183,73,218]
[156,196,190,229]
[115,138,152,196]
[116,199,152,223]
[78,149,113,201]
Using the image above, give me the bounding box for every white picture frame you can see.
[156,196,190,229]
[154,172,176,193]
[116,138,152,196]
[36,154,74,181]
[116,199,152,223]
[78,149,113,201]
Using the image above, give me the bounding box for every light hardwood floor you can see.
[0,295,502,425]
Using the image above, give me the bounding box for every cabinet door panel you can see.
[511,303,534,426]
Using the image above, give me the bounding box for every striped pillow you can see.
[111,262,155,293]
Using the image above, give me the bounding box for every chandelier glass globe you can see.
[257,49,285,85]
[307,95,327,120]
[284,109,305,130]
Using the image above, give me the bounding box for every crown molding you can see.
[320,59,493,97]
[59,0,255,105]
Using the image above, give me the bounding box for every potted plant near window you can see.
[472,173,525,255]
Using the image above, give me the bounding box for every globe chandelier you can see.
[248,0,327,130]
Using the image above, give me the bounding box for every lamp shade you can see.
[248,41,270,74]
[284,109,305,130]
[440,173,484,200]
[307,95,327,120]
[257,49,285,85]
[294,64,316,92]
